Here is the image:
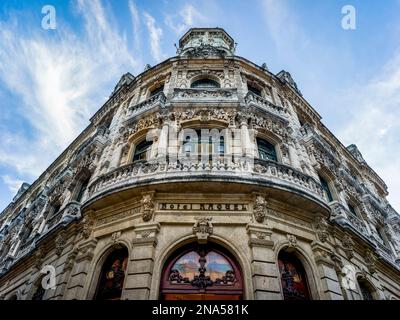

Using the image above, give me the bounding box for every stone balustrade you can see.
[87,158,326,204]
[171,88,239,103]
[126,91,166,120]
[244,91,287,120]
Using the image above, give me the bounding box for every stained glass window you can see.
[95,247,128,300]
[257,138,277,162]
[170,250,233,283]
[278,252,310,300]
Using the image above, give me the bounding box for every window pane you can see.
[133,140,153,161]
[257,138,277,162]
[248,85,262,96]
[319,175,333,202]
[191,79,220,88]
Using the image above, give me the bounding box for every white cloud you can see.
[0,0,140,179]
[165,4,205,35]
[128,0,141,49]
[337,50,400,211]
[260,0,310,53]
[143,12,166,62]
[2,175,24,195]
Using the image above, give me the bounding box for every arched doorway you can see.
[160,243,243,300]
[278,251,311,300]
[94,246,128,300]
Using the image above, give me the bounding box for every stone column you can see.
[63,238,98,300]
[109,141,123,171]
[311,241,344,300]
[239,118,254,158]
[157,123,169,161]
[123,222,160,300]
[246,223,282,299]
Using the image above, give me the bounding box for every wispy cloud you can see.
[165,4,205,35]
[1,175,24,195]
[128,0,141,50]
[0,0,139,184]
[144,12,166,62]
[337,50,400,210]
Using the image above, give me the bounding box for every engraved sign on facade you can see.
[159,203,248,212]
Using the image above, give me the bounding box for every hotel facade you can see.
[1,28,400,300]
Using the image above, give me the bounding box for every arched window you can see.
[76,175,91,203]
[278,251,311,300]
[160,243,243,300]
[256,138,277,162]
[94,247,128,300]
[358,279,374,300]
[133,140,153,161]
[191,79,220,89]
[318,175,334,202]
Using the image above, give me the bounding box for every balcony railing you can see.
[88,158,326,205]
[171,88,239,103]
[45,201,82,231]
[330,202,369,238]
[245,92,287,120]
[126,92,166,120]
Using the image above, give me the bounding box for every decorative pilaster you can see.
[246,223,281,300]
[63,238,98,300]
[123,222,160,300]
[311,241,344,300]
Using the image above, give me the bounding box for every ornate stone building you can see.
[0,28,399,300]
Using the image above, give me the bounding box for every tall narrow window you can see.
[257,138,277,162]
[95,247,128,300]
[319,175,333,202]
[32,280,46,300]
[133,140,153,161]
[348,203,357,217]
[218,136,225,155]
[150,85,164,97]
[191,79,220,89]
[358,280,374,300]
[278,251,311,300]
[248,84,262,97]
[76,176,91,203]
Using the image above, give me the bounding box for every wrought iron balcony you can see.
[244,91,287,120]
[87,158,326,206]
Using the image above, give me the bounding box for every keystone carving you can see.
[141,192,155,222]
[253,194,268,223]
[193,217,213,244]
[342,234,355,260]
[287,234,297,248]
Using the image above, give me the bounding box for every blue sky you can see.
[0,0,399,211]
